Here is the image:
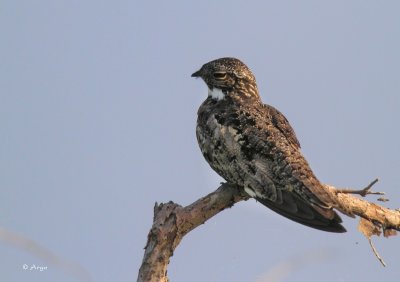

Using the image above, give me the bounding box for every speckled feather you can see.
[193,57,345,232]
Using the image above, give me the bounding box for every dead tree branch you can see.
[137,182,400,281]
[326,183,400,228]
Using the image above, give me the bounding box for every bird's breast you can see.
[196,103,262,187]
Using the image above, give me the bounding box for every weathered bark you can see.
[326,184,400,228]
[137,183,247,282]
[137,182,400,281]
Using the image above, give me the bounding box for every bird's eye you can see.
[213,72,227,80]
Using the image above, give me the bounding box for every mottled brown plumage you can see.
[192,57,345,232]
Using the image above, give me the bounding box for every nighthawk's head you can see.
[191,57,259,101]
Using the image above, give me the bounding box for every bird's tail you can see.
[255,191,346,233]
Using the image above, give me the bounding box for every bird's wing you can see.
[255,190,346,232]
[239,150,346,233]
[239,103,345,232]
[264,104,301,149]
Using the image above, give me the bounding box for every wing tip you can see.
[310,220,347,233]
[256,197,347,233]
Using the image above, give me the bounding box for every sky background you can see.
[1,1,400,281]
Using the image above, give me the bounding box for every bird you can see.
[192,57,346,233]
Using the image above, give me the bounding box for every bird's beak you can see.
[191,69,202,78]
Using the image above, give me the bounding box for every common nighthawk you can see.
[192,57,346,232]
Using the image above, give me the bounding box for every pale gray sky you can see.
[1,1,400,281]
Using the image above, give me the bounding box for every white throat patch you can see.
[208,88,225,101]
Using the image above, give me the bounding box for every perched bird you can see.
[192,57,346,233]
